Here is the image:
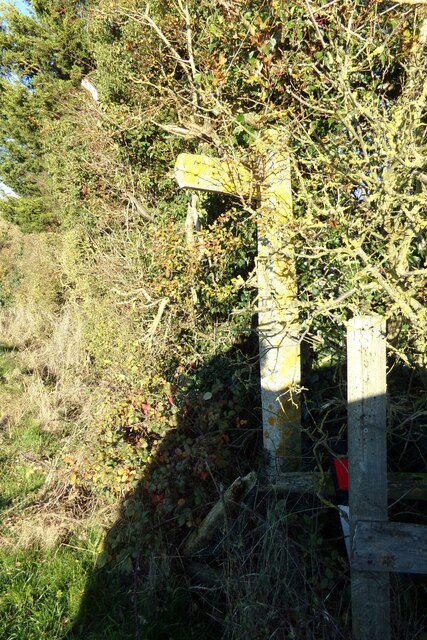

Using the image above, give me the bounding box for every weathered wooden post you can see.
[347,315,390,640]
[174,132,301,474]
[256,131,300,474]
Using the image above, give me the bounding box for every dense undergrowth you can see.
[1,184,426,639]
[1,0,427,638]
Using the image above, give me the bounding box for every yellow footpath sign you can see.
[175,153,253,196]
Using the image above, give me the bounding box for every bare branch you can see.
[304,0,327,48]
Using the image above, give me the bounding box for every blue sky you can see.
[0,183,18,198]
[3,1,32,15]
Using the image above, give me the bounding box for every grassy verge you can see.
[0,345,91,639]
[0,344,209,640]
[0,344,57,515]
[1,346,43,509]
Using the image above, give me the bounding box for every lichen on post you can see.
[256,131,301,475]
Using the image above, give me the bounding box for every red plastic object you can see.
[333,457,349,491]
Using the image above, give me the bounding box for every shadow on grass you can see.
[64,335,427,640]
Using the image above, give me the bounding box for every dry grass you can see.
[1,482,114,552]
[0,304,94,437]
[16,233,62,309]
[0,218,95,432]
[216,496,351,640]
[0,220,106,554]
[20,306,92,430]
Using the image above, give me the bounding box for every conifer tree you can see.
[0,0,92,230]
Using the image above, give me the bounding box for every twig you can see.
[146,297,169,346]
[19,451,52,469]
[304,0,327,48]
[391,0,427,4]
[112,287,152,302]
[356,246,424,327]
[178,0,200,113]
[125,193,155,222]
[311,0,341,12]
[176,0,198,95]
[142,9,191,79]
[136,4,199,110]
[183,472,257,556]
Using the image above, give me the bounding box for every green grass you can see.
[0,542,207,640]
[0,543,94,640]
[67,566,211,640]
[0,415,56,511]
[0,454,46,510]
[0,343,18,383]
[1,347,47,510]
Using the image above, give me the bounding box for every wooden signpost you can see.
[174,153,252,197]
[175,132,301,475]
[174,141,427,637]
[256,132,301,474]
[347,316,427,640]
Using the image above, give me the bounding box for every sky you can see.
[4,1,31,14]
[0,183,18,198]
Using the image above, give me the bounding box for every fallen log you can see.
[184,471,257,556]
